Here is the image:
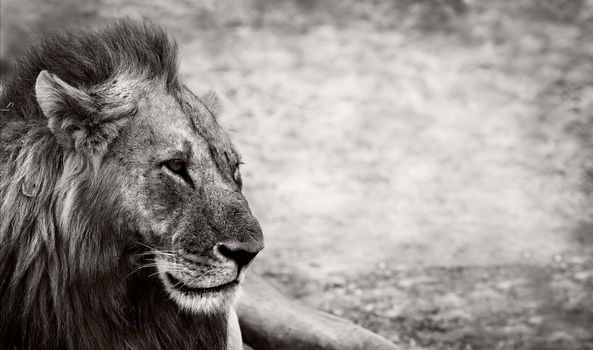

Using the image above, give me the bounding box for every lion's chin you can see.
[160,272,240,314]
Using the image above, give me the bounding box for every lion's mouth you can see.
[164,272,238,295]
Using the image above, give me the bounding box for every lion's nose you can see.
[216,239,263,270]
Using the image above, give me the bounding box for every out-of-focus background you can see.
[2,0,593,348]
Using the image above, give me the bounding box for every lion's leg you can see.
[237,271,401,350]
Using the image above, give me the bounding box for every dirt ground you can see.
[2,0,593,348]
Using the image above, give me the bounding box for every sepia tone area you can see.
[1,0,593,349]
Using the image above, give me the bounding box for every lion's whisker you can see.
[123,263,161,281]
[133,241,175,254]
[133,242,177,257]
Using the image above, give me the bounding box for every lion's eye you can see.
[162,159,194,189]
[165,160,185,173]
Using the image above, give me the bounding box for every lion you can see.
[0,20,264,350]
[0,19,401,350]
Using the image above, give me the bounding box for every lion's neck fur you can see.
[0,116,228,350]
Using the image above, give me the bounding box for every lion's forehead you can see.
[124,86,238,165]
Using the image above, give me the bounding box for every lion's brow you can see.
[177,91,240,166]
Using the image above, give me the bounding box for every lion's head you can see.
[0,20,263,349]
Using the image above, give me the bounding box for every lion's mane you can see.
[0,21,227,350]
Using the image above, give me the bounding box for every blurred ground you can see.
[2,0,593,348]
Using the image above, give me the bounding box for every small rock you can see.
[574,270,593,282]
[330,308,343,317]
[528,315,543,325]
[388,334,400,343]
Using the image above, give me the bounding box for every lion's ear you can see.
[35,70,91,116]
[35,70,102,152]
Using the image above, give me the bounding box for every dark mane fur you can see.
[1,19,178,125]
[0,20,227,350]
